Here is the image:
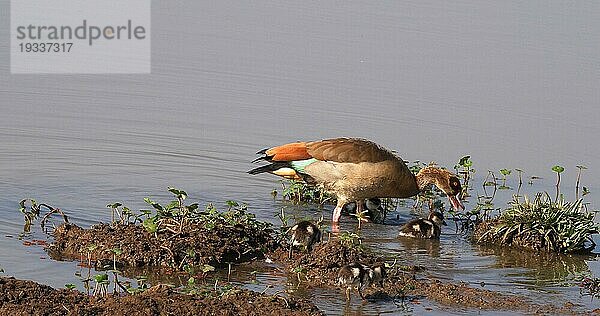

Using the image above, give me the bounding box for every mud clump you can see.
[270,240,384,288]
[49,220,278,270]
[0,276,323,316]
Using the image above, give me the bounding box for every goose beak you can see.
[448,194,464,211]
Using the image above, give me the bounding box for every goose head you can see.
[428,211,447,227]
[416,167,464,211]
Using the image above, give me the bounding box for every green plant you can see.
[338,231,361,247]
[515,168,524,196]
[280,180,331,205]
[479,193,598,253]
[575,165,587,200]
[352,208,370,229]
[499,169,511,190]
[291,265,308,284]
[455,155,474,196]
[18,199,69,234]
[552,165,565,201]
[93,273,109,297]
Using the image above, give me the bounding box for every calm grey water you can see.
[1,1,600,314]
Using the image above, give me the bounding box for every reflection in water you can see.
[397,237,442,259]
[475,244,597,287]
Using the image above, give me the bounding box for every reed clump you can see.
[475,192,598,253]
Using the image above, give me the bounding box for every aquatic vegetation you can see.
[18,199,69,234]
[575,165,587,199]
[499,169,511,190]
[552,165,565,201]
[338,231,362,248]
[280,180,332,205]
[476,193,598,253]
[455,156,474,196]
[29,188,278,275]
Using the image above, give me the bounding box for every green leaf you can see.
[552,165,565,173]
[87,244,98,252]
[144,198,164,211]
[164,200,180,211]
[65,283,76,290]
[168,187,187,200]
[94,274,109,283]
[500,169,512,176]
[142,217,158,233]
[201,264,215,273]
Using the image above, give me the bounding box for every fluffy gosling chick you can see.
[343,198,383,221]
[338,262,386,301]
[288,220,321,258]
[398,211,447,239]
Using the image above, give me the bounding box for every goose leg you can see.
[345,287,351,301]
[355,200,370,222]
[332,205,343,223]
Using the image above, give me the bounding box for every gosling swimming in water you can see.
[288,220,322,258]
[338,262,386,301]
[398,211,447,239]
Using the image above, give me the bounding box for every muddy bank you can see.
[48,220,277,270]
[0,276,323,316]
[33,214,593,314]
[273,240,590,314]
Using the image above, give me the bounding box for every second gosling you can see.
[289,220,321,258]
[338,262,386,301]
[398,211,447,239]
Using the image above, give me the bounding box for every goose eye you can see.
[449,178,461,191]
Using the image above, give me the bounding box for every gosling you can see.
[398,211,447,239]
[338,262,386,301]
[288,220,321,258]
[343,198,383,221]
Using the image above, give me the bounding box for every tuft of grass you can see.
[478,192,598,253]
[280,180,332,205]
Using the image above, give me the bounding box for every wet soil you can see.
[48,221,278,269]
[0,276,323,316]
[17,217,595,315]
[272,240,592,314]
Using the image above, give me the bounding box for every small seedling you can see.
[93,273,109,297]
[576,165,587,200]
[552,165,565,201]
[499,169,511,190]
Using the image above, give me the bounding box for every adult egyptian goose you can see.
[398,211,447,239]
[249,138,464,224]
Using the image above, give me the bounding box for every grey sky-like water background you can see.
[1,1,600,314]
